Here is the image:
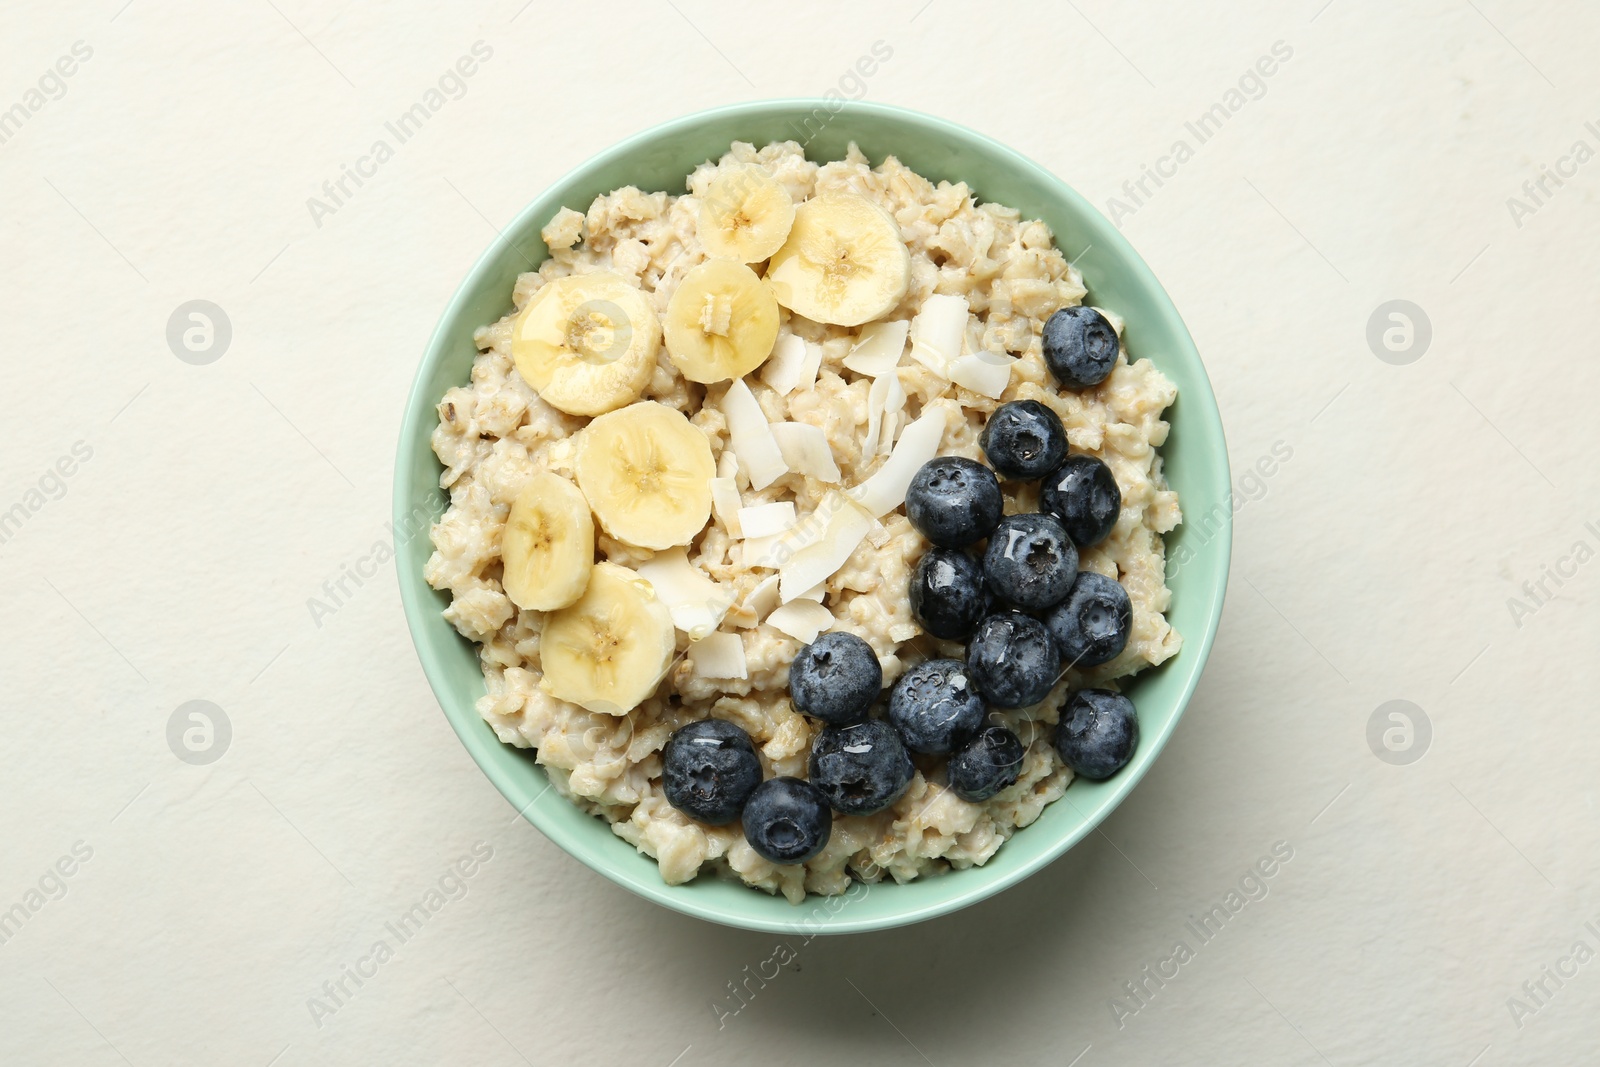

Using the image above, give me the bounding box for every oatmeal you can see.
[425,141,1182,902]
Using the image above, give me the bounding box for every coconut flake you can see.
[738,501,797,539]
[842,320,909,377]
[797,340,822,392]
[730,574,780,628]
[747,490,852,575]
[760,333,808,395]
[771,422,841,483]
[863,373,906,457]
[878,411,900,455]
[765,600,835,643]
[778,492,875,602]
[846,404,949,517]
[868,372,907,456]
[741,533,783,569]
[796,582,826,603]
[862,375,887,457]
[950,351,1016,400]
[908,294,968,375]
[687,632,747,679]
[634,548,734,640]
[761,332,824,396]
[721,379,787,490]
[710,476,742,535]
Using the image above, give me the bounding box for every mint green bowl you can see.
[395,100,1231,934]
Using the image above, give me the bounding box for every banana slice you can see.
[765,193,911,327]
[512,271,660,416]
[501,473,594,611]
[573,401,715,549]
[698,164,796,263]
[540,561,675,714]
[663,260,780,383]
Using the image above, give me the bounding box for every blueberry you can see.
[662,719,765,825]
[1047,572,1132,669]
[980,400,1068,480]
[910,547,988,640]
[789,632,882,724]
[965,611,1061,709]
[808,719,914,815]
[947,725,1026,802]
[1043,305,1118,388]
[742,777,832,864]
[983,513,1078,610]
[886,659,986,754]
[1040,454,1121,548]
[904,457,1003,548]
[1054,689,1139,779]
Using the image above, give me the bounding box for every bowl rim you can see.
[394,98,1232,934]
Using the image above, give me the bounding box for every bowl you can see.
[394,100,1231,934]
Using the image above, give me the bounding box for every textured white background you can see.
[2,0,1597,1064]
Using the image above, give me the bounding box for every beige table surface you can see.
[3,1,1597,1064]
